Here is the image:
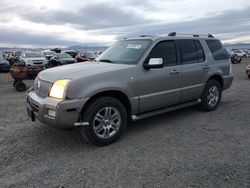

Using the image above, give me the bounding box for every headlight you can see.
[49,79,70,99]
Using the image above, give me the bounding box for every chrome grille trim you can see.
[35,79,52,98]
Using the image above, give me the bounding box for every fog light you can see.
[48,109,56,117]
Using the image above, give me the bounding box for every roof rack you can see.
[168,32,214,38]
[140,35,157,38]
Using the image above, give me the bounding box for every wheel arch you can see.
[206,74,224,88]
[81,90,132,117]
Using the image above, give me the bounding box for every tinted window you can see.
[148,41,177,66]
[179,40,198,64]
[58,53,72,58]
[206,40,229,60]
[195,40,205,62]
[25,52,43,58]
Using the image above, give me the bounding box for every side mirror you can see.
[144,58,163,69]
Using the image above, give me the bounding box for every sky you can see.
[0,0,250,48]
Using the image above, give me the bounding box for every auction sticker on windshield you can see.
[127,44,142,49]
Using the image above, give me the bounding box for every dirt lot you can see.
[0,60,250,188]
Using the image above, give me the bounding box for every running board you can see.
[132,99,201,121]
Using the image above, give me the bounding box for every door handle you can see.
[202,64,210,69]
[170,69,180,75]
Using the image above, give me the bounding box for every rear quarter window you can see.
[178,39,205,64]
[206,40,229,60]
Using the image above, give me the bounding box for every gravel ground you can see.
[0,59,250,188]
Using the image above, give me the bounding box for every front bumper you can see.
[222,74,234,90]
[26,90,89,129]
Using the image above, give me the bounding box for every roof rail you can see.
[140,35,157,37]
[168,32,214,38]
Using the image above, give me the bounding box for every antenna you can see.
[85,24,88,53]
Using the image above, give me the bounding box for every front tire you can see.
[80,97,127,146]
[200,79,222,111]
[15,81,26,92]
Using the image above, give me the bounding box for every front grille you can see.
[33,60,43,64]
[63,60,75,64]
[34,79,52,98]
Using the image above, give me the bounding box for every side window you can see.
[206,40,229,60]
[179,40,198,64]
[195,40,205,62]
[148,40,177,66]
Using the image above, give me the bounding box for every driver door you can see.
[138,40,182,113]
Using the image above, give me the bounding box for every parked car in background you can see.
[0,54,10,72]
[48,53,77,67]
[27,33,233,146]
[50,48,61,53]
[62,50,78,58]
[76,52,97,62]
[5,51,22,67]
[231,49,248,58]
[13,51,22,59]
[41,50,57,60]
[2,51,12,59]
[230,54,242,64]
[243,49,250,58]
[20,51,48,67]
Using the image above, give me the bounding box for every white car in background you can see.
[243,49,250,58]
[20,51,48,66]
[231,49,248,58]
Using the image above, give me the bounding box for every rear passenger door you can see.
[178,39,209,102]
[138,40,182,113]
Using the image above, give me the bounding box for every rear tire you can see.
[80,97,127,146]
[200,79,222,111]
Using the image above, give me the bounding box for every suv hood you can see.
[39,62,134,82]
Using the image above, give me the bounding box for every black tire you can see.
[243,54,247,58]
[15,81,26,92]
[200,79,222,111]
[80,97,127,146]
[248,75,250,79]
[13,79,17,87]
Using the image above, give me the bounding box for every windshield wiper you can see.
[99,59,113,63]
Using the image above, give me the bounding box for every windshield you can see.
[25,52,43,58]
[58,53,72,58]
[44,51,56,56]
[96,39,152,64]
[15,52,22,57]
[85,53,97,59]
